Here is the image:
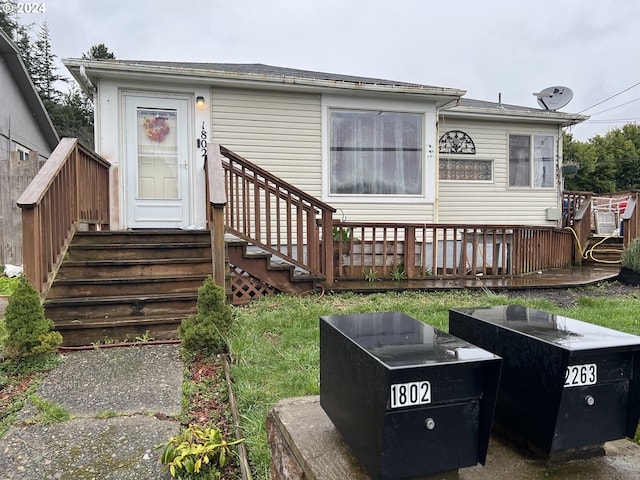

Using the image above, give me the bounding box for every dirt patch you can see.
[499,282,639,308]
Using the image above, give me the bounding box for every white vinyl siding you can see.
[211,89,438,225]
[437,119,561,225]
[211,88,322,197]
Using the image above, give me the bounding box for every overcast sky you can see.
[17,0,640,141]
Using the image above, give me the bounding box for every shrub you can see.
[179,277,233,354]
[3,276,62,359]
[621,238,640,273]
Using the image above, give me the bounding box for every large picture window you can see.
[329,110,423,195]
[509,134,554,188]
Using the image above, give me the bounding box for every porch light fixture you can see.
[196,96,205,108]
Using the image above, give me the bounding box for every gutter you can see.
[63,58,466,104]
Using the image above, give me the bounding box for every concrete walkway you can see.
[0,344,182,479]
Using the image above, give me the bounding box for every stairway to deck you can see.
[582,235,624,266]
[45,230,212,346]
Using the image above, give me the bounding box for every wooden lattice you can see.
[229,264,279,305]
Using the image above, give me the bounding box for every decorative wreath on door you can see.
[143,116,170,143]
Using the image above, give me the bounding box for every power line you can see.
[590,96,640,116]
[577,81,640,114]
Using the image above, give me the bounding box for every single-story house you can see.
[62,60,586,232]
[0,28,59,266]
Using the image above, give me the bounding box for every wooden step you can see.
[47,275,208,299]
[66,242,212,261]
[227,242,318,296]
[57,258,213,279]
[54,314,185,346]
[72,230,210,244]
[45,293,198,321]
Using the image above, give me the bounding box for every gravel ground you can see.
[499,281,639,308]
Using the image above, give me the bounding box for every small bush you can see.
[3,276,62,360]
[179,277,233,354]
[622,238,640,273]
[157,424,243,479]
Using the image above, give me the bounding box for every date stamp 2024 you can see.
[1,2,46,14]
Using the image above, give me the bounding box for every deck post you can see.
[208,145,228,290]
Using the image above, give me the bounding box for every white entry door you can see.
[125,95,191,228]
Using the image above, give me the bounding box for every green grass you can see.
[227,287,640,480]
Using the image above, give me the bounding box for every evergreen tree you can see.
[31,21,65,104]
[83,43,116,60]
[0,4,18,38]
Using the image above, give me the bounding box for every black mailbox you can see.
[320,312,502,479]
[449,306,640,455]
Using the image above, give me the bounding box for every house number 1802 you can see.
[198,122,208,161]
[390,381,431,409]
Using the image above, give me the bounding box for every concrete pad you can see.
[267,396,640,480]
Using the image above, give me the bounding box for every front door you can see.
[124,95,191,228]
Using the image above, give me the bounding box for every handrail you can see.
[17,138,110,295]
[571,199,592,265]
[219,145,336,282]
[331,222,572,280]
[621,192,639,247]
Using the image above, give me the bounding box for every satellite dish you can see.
[532,86,573,111]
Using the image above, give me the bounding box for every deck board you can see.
[327,265,623,293]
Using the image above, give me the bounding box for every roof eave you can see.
[441,105,589,127]
[63,58,466,105]
[1,32,59,149]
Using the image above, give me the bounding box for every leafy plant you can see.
[135,330,154,342]
[621,238,640,273]
[362,268,379,282]
[4,276,62,360]
[390,264,406,281]
[332,226,352,242]
[157,424,243,479]
[179,277,233,354]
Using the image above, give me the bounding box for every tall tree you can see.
[30,21,65,104]
[0,3,18,38]
[83,43,116,60]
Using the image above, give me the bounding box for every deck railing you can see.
[17,138,110,294]
[219,145,336,282]
[332,222,573,280]
[621,192,640,247]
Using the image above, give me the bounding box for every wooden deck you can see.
[327,265,623,293]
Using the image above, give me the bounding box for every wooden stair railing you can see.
[621,192,639,247]
[206,145,227,289]
[217,145,336,283]
[17,138,110,295]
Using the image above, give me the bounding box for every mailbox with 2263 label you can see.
[449,306,640,455]
[320,312,502,479]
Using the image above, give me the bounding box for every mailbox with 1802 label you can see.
[320,312,502,480]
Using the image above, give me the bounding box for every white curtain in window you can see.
[509,135,530,187]
[330,110,422,195]
[533,135,554,188]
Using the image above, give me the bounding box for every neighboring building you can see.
[62,60,586,231]
[0,29,59,266]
